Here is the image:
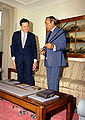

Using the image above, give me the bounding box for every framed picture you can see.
[59,15,85,58]
[76,31,85,54]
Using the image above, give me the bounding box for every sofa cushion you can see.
[62,61,80,80]
[35,60,47,76]
[76,62,85,81]
[59,78,73,89]
[60,78,85,92]
[34,74,47,88]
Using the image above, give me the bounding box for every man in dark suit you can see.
[40,16,66,92]
[11,18,37,85]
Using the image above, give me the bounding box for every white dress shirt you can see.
[21,30,28,48]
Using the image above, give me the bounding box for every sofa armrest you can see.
[8,68,17,79]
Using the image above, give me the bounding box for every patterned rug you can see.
[0,97,78,120]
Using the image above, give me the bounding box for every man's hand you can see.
[45,43,54,49]
[32,62,37,71]
[39,50,45,55]
[12,60,16,70]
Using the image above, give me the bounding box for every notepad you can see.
[16,84,30,88]
[28,94,59,102]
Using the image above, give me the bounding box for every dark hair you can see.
[46,16,57,25]
[20,18,29,26]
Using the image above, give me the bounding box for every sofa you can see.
[34,59,85,106]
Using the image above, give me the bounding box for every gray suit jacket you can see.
[45,26,66,67]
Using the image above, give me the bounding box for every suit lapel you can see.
[18,31,22,48]
[48,27,58,42]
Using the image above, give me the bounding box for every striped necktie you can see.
[46,31,52,44]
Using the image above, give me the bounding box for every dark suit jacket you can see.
[11,30,37,67]
[45,26,66,67]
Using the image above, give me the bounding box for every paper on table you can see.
[16,84,30,88]
[0,82,36,97]
[1,79,20,85]
[28,94,59,102]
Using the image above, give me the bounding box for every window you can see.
[0,10,2,26]
[0,10,3,51]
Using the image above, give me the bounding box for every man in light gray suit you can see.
[40,16,66,92]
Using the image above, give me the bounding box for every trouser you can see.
[16,62,35,86]
[46,66,60,92]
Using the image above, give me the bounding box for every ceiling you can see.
[0,0,68,11]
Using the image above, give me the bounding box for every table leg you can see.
[66,101,72,120]
[37,107,46,120]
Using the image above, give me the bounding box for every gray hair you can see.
[46,16,57,25]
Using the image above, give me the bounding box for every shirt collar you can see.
[51,26,56,32]
[21,30,28,34]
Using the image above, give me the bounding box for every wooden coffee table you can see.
[0,89,73,120]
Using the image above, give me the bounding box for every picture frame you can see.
[59,15,85,58]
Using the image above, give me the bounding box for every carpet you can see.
[0,97,78,120]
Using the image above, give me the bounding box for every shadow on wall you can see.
[29,21,33,33]
[59,50,69,78]
[35,35,40,62]
[29,21,40,62]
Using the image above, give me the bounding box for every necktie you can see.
[46,31,52,44]
[23,33,26,48]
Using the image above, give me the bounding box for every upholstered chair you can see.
[77,99,85,120]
